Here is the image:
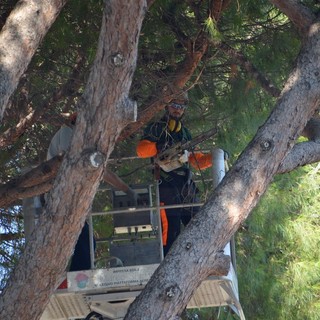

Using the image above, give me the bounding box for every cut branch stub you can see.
[165,284,181,300]
[260,139,273,151]
[111,52,125,66]
[81,149,105,169]
[206,252,231,277]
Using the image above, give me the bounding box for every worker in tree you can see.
[47,113,138,271]
[136,91,212,256]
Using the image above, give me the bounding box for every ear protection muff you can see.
[168,119,182,132]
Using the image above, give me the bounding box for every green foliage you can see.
[0,206,24,291]
[237,167,320,319]
[205,17,222,42]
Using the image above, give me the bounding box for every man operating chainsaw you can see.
[136,90,213,255]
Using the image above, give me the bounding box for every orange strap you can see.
[160,202,168,246]
[136,139,157,158]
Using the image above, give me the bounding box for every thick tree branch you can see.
[0,156,62,208]
[0,232,22,241]
[1,180,54,208]
[0,158,63,208]
[269,0,315,35]
[3,155,62,189]
[0,0,68,120]
[206,252,230,276]
[277,141,320,174]
[0,154,134,208]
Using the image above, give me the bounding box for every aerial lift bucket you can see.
[39,149,245,320]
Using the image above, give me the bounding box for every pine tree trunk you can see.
[0,0,68,120]
[0,1,146,319]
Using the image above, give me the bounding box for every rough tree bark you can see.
[0,1,146,320]
[124,15,320,320]
[0,0,68,120]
